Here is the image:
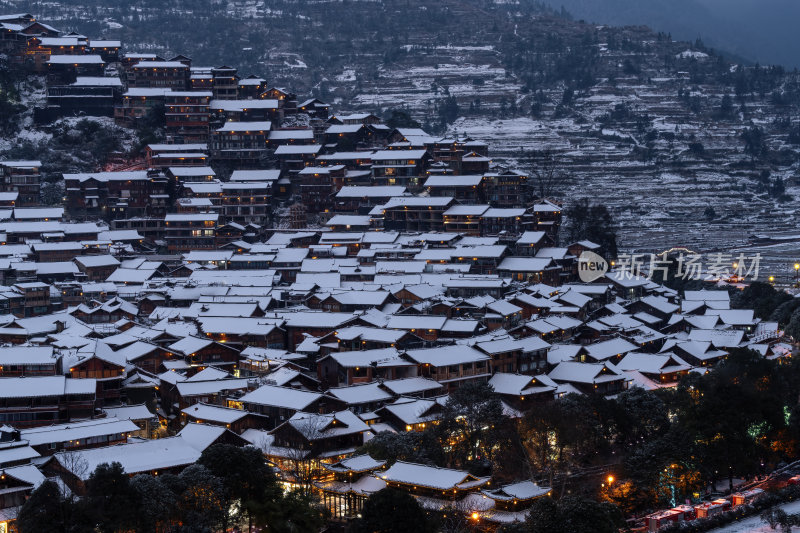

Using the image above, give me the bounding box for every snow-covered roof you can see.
[0,463,46,489]
[0,443,40,465]
[386,315,448,331]
[686,328,744,348]
[489,373,558,397]
[48,54,104,64]
[167,335,213,355]
[383,196,453,209]
[425,175,483,187]
[326,215,372,227]
[616,352,692,376]
[0,345,54,365]
[336,186,406,198]
[240,384,323,410]
[405,345,489,366]
[705,309,756,326]
[20,417,139,446]
[0,376,95,398]
[215,121,272,132]
[284,409,369,440]
[230,169,281,182]
[175,378,250,397]
[379,397,442,426]
[548,361,625,385]
[327,382,393,405]
[102,404,155,421]
[321,348,412,369]
[334,326,408,343]
[639,295,680,314]
[168,166,215,177]
[53,436,201,480]
[274,144,322,155]
[322,454,386,474]
[380,377,443,396]
[483,480,550,501]
[378,461,490,491]
[72,76,123,87]
[177,423,233,451]
[186,367,230,382]
[684,290,730,302]
[132,60,187,68]
[583,337,638,361]
[74,255,120,268]
[370,149,427,161]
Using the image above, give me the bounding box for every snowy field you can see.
[448,111,800,259]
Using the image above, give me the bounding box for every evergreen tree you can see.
[85,462,139,533]
[350,488,433,533]
[17,481,69,533]
[199,444,284,529]
[565,198,619,258]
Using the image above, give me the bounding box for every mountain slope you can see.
[543,0,800,68]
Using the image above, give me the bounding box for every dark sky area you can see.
[545,0,800,68]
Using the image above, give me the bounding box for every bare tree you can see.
[529,150,566,201]
[256,414,330,494]
[55,450,89,498]
[283,414,330,494]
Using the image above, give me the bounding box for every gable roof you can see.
[616,352,692,375]
[20,417,139,447]
[283,409,369,441]
[327,382,393,405]
[378,461,489,491]
[240,384,323,410]
[404,345,489,366]
[319,348,412,369]
[583,337,638,361]
[53,436,201,480]
[548,361,625,385]
[489,373,558,396]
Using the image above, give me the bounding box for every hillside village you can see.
[0,10,799,533]
[3,0,800,263]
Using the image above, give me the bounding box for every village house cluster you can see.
[0,11,793,532]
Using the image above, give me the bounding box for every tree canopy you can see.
[565,198,619,257]
[18,445,325,533]
[349,488,434,533]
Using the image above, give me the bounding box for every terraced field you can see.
[3,0,799,266]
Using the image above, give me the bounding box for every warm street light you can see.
[607,475,615,484]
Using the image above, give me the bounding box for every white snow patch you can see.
[709,498,800,531]
[677,50,710,59]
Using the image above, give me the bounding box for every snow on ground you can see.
[449,116,574,151]
[0,127,50,151]
[335,69,356,82]
[710,499,800,532]
[677,50,710,59]
[0,115,138,154]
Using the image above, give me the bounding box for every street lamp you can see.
[769,275,775,284]
[794,263,799,286]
